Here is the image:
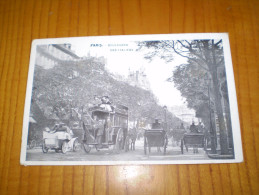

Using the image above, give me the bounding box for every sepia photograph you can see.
[20,33,243,165]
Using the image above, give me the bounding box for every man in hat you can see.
[190,121,198,133]
[152,119,162,129]
[99,96,113,112]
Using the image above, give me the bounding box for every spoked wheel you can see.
[83,143,91,153]
[29,140,36,149]
[114,128,124,153]
[42,141,48,153]
[61,141,69,154]
[73,139,80,152]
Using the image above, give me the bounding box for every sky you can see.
[73,41,186,106]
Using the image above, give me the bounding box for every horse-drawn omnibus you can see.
[82,104,129,153]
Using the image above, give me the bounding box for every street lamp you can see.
[204,73,217,154]
[163,106,167,131]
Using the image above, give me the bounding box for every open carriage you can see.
[82,104,129,153]
[180,133,205,154]
[42,124,79,154]
[144,129,168,155]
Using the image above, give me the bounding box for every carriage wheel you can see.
[83,143,91,153]
[180,139,184,154]
[42,142,48,153]
[61,141,69,154]
[73,139,80,152]
[29,140,36,149]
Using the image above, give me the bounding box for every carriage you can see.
[144,128,168,155]
[82,104,129,153]
[180,133,205,154]
[42,124,80,154]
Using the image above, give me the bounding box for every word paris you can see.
[21,33,243,165]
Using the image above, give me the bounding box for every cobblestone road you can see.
[26,139,210,162]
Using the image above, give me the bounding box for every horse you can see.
[127,128,137,150]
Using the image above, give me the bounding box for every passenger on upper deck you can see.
[99,96,113,112]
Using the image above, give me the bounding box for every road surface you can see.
[26,138,210,162]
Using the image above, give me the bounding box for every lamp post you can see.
[163,106,167,132]
[205,73,217,154]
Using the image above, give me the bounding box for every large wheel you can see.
[29,140,36,149]
[42,141,48,153]
[83,143,91,153]
[61,141,69,154]
[73,139,80,152]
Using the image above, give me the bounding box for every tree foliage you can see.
[138,39,232,154]
[31,56,182,130]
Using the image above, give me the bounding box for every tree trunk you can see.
[223,99,234,151]
[211,70,229,154]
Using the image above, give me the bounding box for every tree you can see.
[31,55,182,132]
[138,40,232,155]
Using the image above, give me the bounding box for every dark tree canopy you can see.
[138,39,232,154]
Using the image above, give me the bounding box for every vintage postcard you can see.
[20,33,243,165]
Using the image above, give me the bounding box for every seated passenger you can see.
[58,123,74,139]
[190,121,199,133]
[152,119,162,129]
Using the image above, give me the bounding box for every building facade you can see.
[36,44,80,69]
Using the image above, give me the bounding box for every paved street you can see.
[26,138,210,162]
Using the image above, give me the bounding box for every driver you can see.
[152,119,162,129]
[59,123,74,139]
[95,119,105,147]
